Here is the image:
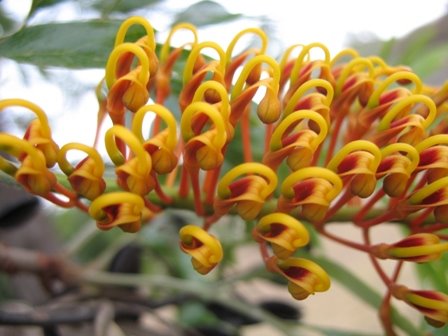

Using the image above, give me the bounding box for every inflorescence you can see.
[1,16,448,332]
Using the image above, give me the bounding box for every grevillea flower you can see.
[0,133,56,196]
[214,163,277,221]
[282,78,334,126]
[179,225,223,275]
[105,125,153,196]
[89,192,150,232]
[278,167,343,223]
[57,143,106,200]
[376,143,419,197]
[371,233,448,262]
[253,212,310,259]
[327,140,381,198]
[407,175,448,224]
[132,104,178,174]
[113,16,158,80]
[352,71,422,140]
[415,134,448,183]
[391,284,448,328]
[274,257,330,300]
[156,23,198,103]
[105,43,151,124]
[230,54,281,125]
[264,109,328,170]
[282,43,332,101]
[372,94,436,146]
[333,57,374,107]
[224,27,268,88]
[181,101,227,170]
[179,41,226,112]
[0,98,59,167]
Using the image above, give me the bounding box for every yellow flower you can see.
[253,213,310,259]
[58,143,106,200]
[279,167,342,223]
[179,225,223,275]
[89,192,150,232]
[264,109,328,170]
[105,125,153,196]
[327,140,381,198]
[275,257,330,300]
[371,233,448,263]
[214,163,277,221]
[392,284,448,328]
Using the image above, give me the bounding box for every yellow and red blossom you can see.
[215,163,277,221]
[278,167,343,222]
[371,233,448,263]
[179,225,223,275]
[274,257,331,300]
[89,192,151,233]
[327,140,381,198]
[58,143,106,200]
[253,213,310,259]
[391,284,448,328]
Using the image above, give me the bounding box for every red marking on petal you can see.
[284,266,310,279]
[393,236,428,248]
[292,179,316,201]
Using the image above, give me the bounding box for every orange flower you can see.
[327,140,381,198]
[278,167,342,223]
[58,143,106,200]
[253,213,310,259]
[89,192,150,232]
[391,284,448,328]
[214,163,277,221]
[274,257,330,300]
[179,225,223,275]
[371,233,448,263]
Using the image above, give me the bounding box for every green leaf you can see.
[173,0,242,27]
[29,0,71,19]
[0,19,147,69]
[310,254,422,336]
[91,0,162,17]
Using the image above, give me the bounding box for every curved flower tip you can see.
[58,143,106,200]
[257,86,281,124]
[215,163,277,221]
[275,257,330,300]
[391,284,448,328]
[279,167,342,223]
[24,119,59,168]
[67,157,106,200]
[371,233,448,263]
[327,140,381,198]
[179,225,223,275]
[253,213,310,259]
[16,155,57,196]
[89,192,147,233]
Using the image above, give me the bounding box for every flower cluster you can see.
[1,16,448,331]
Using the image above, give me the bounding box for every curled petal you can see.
[265,109,328,170]
[58,143,106,200]
[89,192,149,233]
[254,213,310,259]
[377,143,419,197]
[280,167,342,222]
[215,163,277,220]
[0,133,56,196]
[371,233,448,263]
[327,140,381,198]
[105,125,153,195]
[179,225,223,275]
[416,134,448,183]
[276,257,330,300]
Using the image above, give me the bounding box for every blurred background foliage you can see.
[0,1,448,335]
